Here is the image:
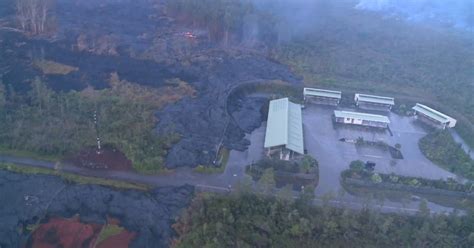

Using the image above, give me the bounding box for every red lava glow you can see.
[184,32,196,39]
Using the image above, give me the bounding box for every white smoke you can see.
[356,0,474,31]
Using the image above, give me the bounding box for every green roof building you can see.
[264,98,304,160]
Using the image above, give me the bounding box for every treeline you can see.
[167,0,278,46]
[0,78,178,173]
[173,193,474,247]
[268,3,474,147]
[420,130,474,180]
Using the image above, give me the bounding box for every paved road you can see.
[0,150,459,216]
[450,129,474,160]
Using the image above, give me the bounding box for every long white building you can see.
[412,103,456,129]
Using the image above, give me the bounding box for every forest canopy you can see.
[0,77,181,173]
[173,193,474,247]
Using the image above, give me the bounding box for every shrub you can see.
[371,173,382,184]
[350,160,365,172]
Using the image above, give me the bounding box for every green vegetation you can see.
[194,164,224,174]
[420,130,474,180]
[0,146,59,162]
[356,137,389,151]
[342,163,474,210]
[246,156,318,190]
[0,163,149,191]
[0,77,190,173]
[268,3,474,147]
[33,60,78,75]
[173,193,474,247]
[96,224,124,245]
[342,164,473,194]
[194,147,230,174]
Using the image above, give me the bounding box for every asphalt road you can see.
[0,150,459,216]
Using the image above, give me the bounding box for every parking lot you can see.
[303,105,458,195]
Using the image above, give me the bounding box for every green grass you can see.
[96,224,124,245]
[0,163,150,191]
[0,146,60,162]
[33,60,79,75]
[194,164,225,174]
[193,147,230,174]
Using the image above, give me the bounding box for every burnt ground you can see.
[0,170,194,248]
[66,146,134,171]
[0,0,301,168]
[156,54,300,168]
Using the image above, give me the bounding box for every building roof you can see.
[334,110,390,123]
[304,88,342,99]
[355,94,395,105]
[412,103,454,124]
[264,98,304,155]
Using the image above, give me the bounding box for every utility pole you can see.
[94,110,102,154]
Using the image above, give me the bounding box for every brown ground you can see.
[28,216,102,248]
[96,231,136,248]
[29,216,136,248]
[68,146,133,171]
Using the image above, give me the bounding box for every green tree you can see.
[277,184,294,203]
[296,185,316,209]
[418,199,430,217]
[259,168,276,194]
[350,160,365,172]
[236,176,253,194]
[0,82,5,108]
[301,155,317,174]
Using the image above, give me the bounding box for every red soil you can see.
[29,217,101,248]
[29,216,136,248]
[68,146,133,171]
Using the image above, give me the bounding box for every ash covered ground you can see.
[0,170,194,247]
[0,0,301,168]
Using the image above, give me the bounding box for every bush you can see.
[350,160,365,172]
[419,130,474,180]
[371,173,382,184]
[301,155,318,174]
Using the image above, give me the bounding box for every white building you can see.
[412,103,457,129]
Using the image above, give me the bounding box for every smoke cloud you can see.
[356,0,474,31]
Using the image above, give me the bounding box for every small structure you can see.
[334,110,390,128]
[354,93,395,111]
[303,88,342,106]
[264,98,304,160]
[412,103,457,129]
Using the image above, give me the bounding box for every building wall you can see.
[335,117,388,128]
[415,113,447,129]
[357,101,393,111]
[304,96,340,106]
